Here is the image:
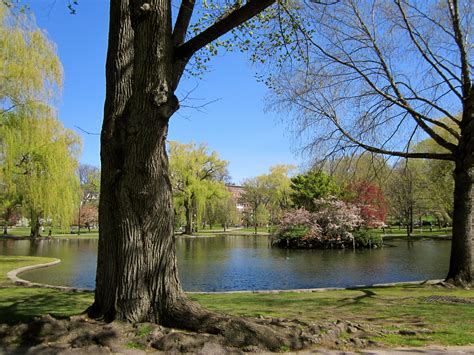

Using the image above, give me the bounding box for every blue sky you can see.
[29,0,302,184]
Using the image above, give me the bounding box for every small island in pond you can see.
[272,196,384,250]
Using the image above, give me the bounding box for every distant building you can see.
[226,184,246,212]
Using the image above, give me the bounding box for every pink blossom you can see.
[278,197,365,243]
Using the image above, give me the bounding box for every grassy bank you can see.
[0,256,472,348]
[3,226,452,240]
[2,227,98,239]
[191,287,473,347]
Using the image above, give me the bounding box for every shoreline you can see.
[6,256,445,294]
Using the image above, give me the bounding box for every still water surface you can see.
[0,235,450,291]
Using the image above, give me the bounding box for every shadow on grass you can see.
[0,288,92,325]
[337,289,377,307]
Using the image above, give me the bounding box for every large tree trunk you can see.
[88,1,299,350]
[88,0,184,323]
[446,89,474,286]
[446,161,474,286]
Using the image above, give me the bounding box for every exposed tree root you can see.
[442,276,472,289]
[0,310,378,353]
[162,297,308,351]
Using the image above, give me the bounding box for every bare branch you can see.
[395,0,462,100]
[330,114,453,161]
[448,0,471,97]
[74,125,100,136]
[280,2,457,153]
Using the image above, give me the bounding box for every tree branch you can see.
[175,0,276,60]
[348,3,456,153]
[448,0,471,97]
[330,115,454,161]
[395,0,462,100]
[172,0,196,46]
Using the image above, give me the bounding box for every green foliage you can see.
[183,0,305,77]
[1,111,81,232]
[79,164,100,194]
[169,141,229,232]
[290,171,340,211]
[261,164,294,224]
[278,226,308,239]
[240,176,271,231]
[0,3,62,109]
[409,118,457,225]
[254,203,270,227]
[322,153,391,197]
[0,5,81,234]
[240,165,294,229]
[352,230,383,248]
[204,189,240,229]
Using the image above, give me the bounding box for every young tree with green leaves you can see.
[0,4,62,115]
[0,194,21,234]
[204,188,239,231]
[262,164,294,226]
[0,4,80,238]
[169,141,228,234]
[290,171,340,212]
[240,176,271,234]
[412,121,457,227]
[2,112,81,237]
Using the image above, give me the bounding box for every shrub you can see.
[353,230,383,248]
[275,198,381,249]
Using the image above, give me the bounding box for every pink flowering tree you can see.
[312,197,363,242]
[278,208,321,239]
[275,197,380,248]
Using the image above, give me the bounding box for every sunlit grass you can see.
[3,226,98,238]
[0,255,472,347]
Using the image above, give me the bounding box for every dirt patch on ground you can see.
[0,314,381,353]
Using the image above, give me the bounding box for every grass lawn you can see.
[4,227,99,239]
[373,227,452,238]
[191,287,474,347]
[196,226,271,235]
[0,256,92,323]
[0,255,473,348]
[6,226,450,239]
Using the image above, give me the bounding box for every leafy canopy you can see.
[290,171,340,211]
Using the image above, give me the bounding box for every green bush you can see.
[278,227,309,239]
[353,230,383,248]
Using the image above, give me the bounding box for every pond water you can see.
[0,235,450,291]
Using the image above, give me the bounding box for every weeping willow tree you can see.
[169,141,228,234]
[0,3,62,114]
[2,108,81,236]
[0,3,81,237]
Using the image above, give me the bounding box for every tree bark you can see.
[88,0,185,323]
[446,89,474,286]
[446,162,473,285]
